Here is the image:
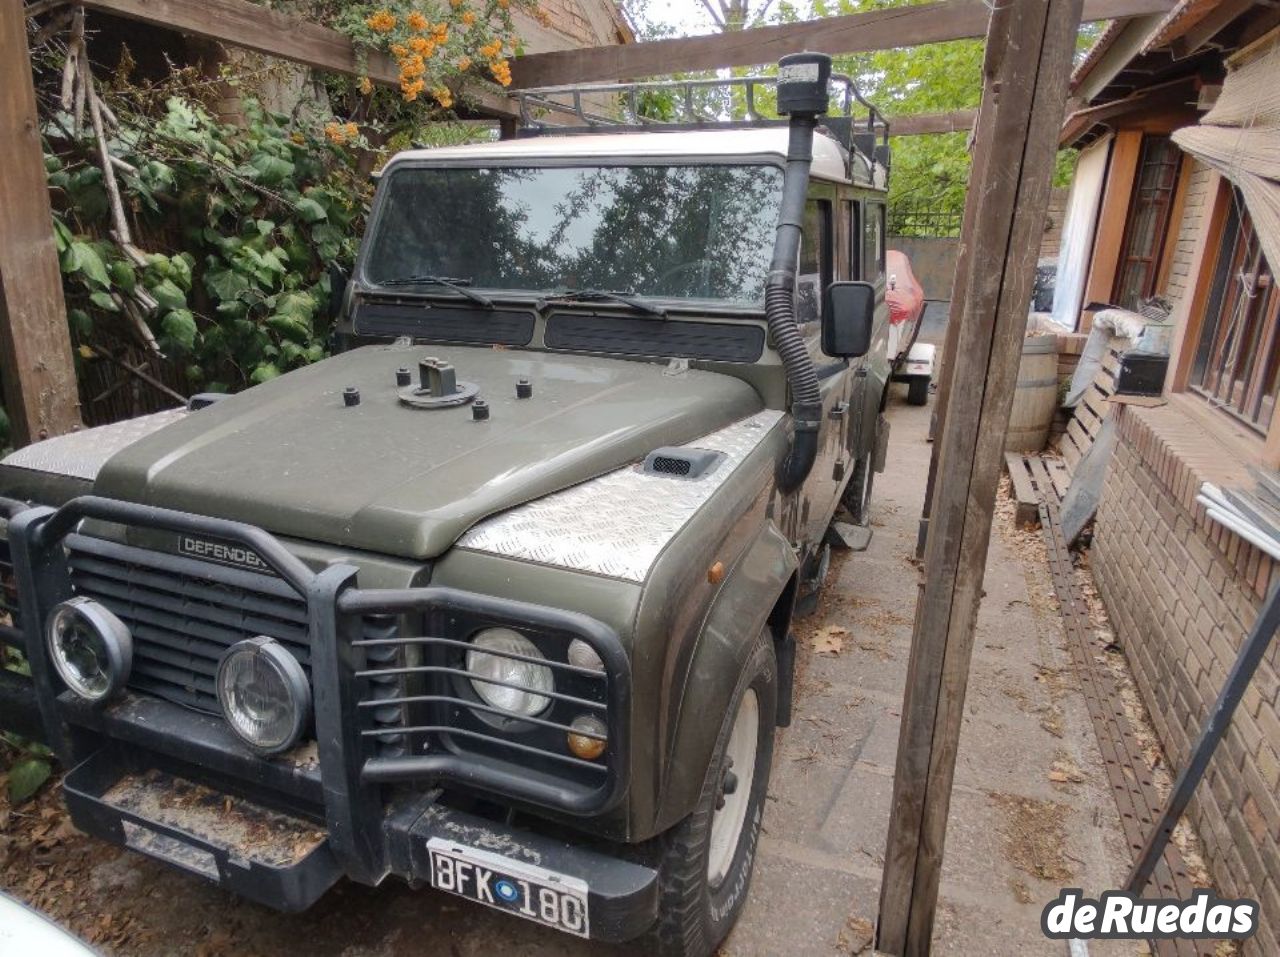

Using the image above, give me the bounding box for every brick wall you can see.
[518,0,627,49]
[1092,403,1280,953]
[1163,158,1213,307]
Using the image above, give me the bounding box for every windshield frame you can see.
[354,152,795,317]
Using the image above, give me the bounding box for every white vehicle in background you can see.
[0,893,97,956]
[885,249,935,405]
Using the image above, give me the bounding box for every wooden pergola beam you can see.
[74,0,519,118]
[510,0,1175,89]
[888,109,977,136]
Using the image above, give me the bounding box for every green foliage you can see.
[808,0,1092,216]
[46,96,364,391]
[6,755,52,804]
[2,647,52,804]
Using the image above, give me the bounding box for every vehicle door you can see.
[853,197,892,464]
[796,192,853,543]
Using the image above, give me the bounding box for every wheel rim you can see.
[707,688,759,887]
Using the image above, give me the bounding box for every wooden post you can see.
[914,6,1009,558]
[0,2,81,446]
[876,1,1084,954]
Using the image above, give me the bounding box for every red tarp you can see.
[886,249,925,326]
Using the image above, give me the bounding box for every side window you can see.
[799,199,833,322]
[863,201,886,283]
[846,200,862,281]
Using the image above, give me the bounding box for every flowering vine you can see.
[338,0,546,108]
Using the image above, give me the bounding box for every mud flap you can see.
[874,413,890,473]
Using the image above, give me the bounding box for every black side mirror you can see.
[822,281,876,358]
[328,264,350,322]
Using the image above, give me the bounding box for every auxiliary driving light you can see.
[216,637,311,754]
[466,628,553,717]
[567,714,607,761]
[46,597,133,703]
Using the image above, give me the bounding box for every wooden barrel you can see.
[1005,335,1059,453]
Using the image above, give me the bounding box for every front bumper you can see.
[62,741,657,939]
[1,495,648,936]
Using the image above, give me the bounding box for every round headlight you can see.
[46,597,132,703]
[466,629,553,717]
[216,638,310,754]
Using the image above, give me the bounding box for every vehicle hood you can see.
[94,343,764,559]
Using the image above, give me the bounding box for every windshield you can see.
[362,164,784,306]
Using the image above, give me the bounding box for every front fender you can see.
[651,520,797,835]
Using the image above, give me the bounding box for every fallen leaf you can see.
[812,625,847,656]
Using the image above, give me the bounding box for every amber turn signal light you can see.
[567,715,607,761]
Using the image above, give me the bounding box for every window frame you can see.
[863,200,887,284]
[1112,134,1184,311]
[1167,171,1280,469]
[1187,190,1280,437]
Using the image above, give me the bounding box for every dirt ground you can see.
[0,380,1183,956]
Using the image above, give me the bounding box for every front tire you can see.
[841,452,875,527]
[649,629,777,957]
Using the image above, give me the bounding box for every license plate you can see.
[425,838,590,938]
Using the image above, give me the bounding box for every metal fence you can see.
[888,203,964,239]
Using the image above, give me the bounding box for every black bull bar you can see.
[0,495,644,924]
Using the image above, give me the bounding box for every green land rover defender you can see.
[0,54,896,955]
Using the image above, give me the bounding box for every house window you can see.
[1190,193,1280,434]
[1113,135,1182,310]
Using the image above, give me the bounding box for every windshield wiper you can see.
[376,275,494,309]
[536,288,667,319]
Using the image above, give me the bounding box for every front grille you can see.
[67,535,311,712]
[356,630,612,793]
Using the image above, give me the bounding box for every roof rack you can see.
[513,73,891,180]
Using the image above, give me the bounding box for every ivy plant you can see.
[45,95,366,392]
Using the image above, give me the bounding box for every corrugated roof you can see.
[1071,19,1129,89]
[1141,0,1226,54]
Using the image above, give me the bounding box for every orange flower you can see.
[479,39,502,58]
[324,121,348,144]
[490,58,512,87]
[357,76,373,95]
[365,9,396,32]
[401,77,425,101]
[344,122,359,138]
[433,87,454,109]
[408,36,430,53]
[534,7,551,26]
[497,0,509,8]
[406,11,428,31]
[432,24,449,43]
[456,55,472,71]
[390,42,408,57]
[461,10,476,26]
[450,0,463,7]
[399,53,426,78]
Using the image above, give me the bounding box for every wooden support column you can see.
[914,7,1008,559]
[876,1,1084,953]
[0,2,81,446]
